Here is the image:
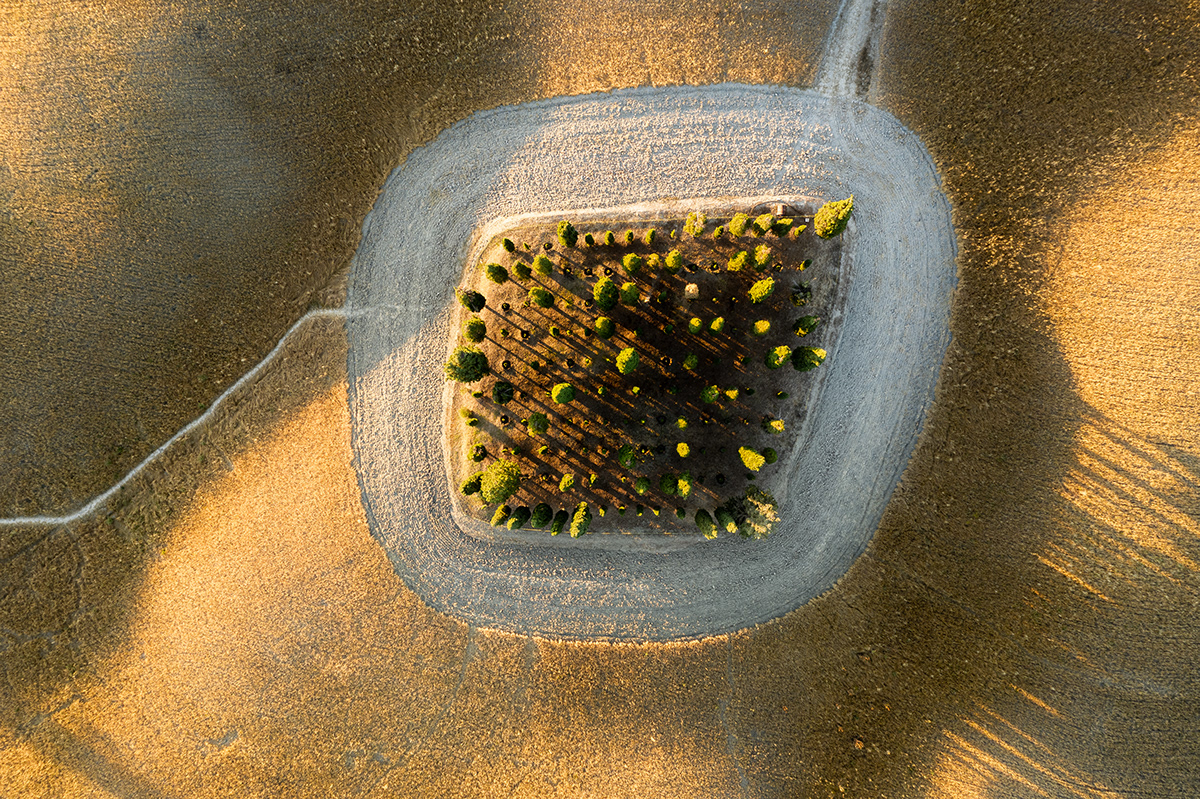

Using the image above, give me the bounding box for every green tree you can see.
[622,253,644,276]
[715,506,739,535]
[530,503,553,529]
[485,262,509,284]
[463,316,486,342]
[763,418,785,434]
[695,509,717,539]
[814,196,854,238]
[688,317,703,334]
[532,253,554,277]
[676,442,690,458]
[749,277,776,303]
[491,504,511,526]
[506,506,531,530]
[593,277,619,310]
[712,225,725,240]
[684,211,707,237]
[683,353,699,370]
[701,385,720,403]
[529,286,554,308]
[765,345,792,370]
[513,261,532,280]
[709,316,726,334]
[595,316,615,339]
[616,347,640,375]
[644,227,656,246]
[550,509,569,535]
[620,281,640,306]
[752,319,771,337]
[634,476,650,495]
[763,447,778,464]
[460,472,483,496]
[793,315,820,336]
[727,251,748,272]
[456,288,486,313]
[470,444,488,462]
[623,230,635,246]
[752,213,775,236]
[557,219,578,248]
[444,346,490,383]
[677,471,693,499]
[502,237,516,253]
[603,230,616,246]
[739,486,780,539]
[772,218,795,236]
[753,244,772,271]
[659,473,677,496]
[728,212,751,237]
[551,383,576,404]
[492,380,514,404]
[559,473,575,492]
[584,232,595,246]
[618,444,635,468]
[569,502,592,537]
[664,248,683,273]
[739,446,766,472]
[527,412,549,436]
[480,459,521,504]
[792,347,827,371]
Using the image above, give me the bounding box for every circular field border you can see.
[346,84,956,641]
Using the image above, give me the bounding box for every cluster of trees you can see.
[693,486,780,540]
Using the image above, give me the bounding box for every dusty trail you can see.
[814,0,887,100]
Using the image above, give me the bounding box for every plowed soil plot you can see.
[445,207,843,538]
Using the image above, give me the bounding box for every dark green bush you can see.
[644,227,656,246]
[792,347,827,371]
[749,277,775,303]
[492,380,515,404]
[814,196,854,238]
[715,506,739,535]
[485,263,509,284]
[752,213,775,236]
[772,218,794,236]
[593,277,619,310]
[791,283,813,306]
[480,459,521,504]
[620,282,639,306]
[695,509,717,539]
[659,473,677,496]
[709,316,726,334]
[460,472,483,496]
[502,237,516,253]
[529,286,554,308]
[677,471,693,499]
[683,353,699,371]
[463,316,486,342]
[456,288,486,313]
[727,251,748,272]
[550,510,569,535]
[557,219,578,248]
[470,444,487,462]
[506,506,532,530]
[728,213,750,238]
[701,385,720,403]
[712,225,725,240]
[664,249,683,273]
[622,253,644,276]
[513,261,532,280]
[595,316,615,339]
[444,346,490,383]
[491,504,511,526]
[739,446,766,472]
[616,347,640,375]
[569,502,592,538]
[634,476,650,495]
[688,317,703,334]
[618,444,635,468]
[530,503,553,529]
[527,412,549,436]
[584,232,595,246]
[793,315,820,336]
[763,447,778,464]
[550,383,575,404]
[603,230,616,246]
[623,230,635,246]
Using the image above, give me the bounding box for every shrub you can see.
[620,281,640,306]
[791,283,813,306]
[763,447,778,464]
[644,227,656,246]
[593,277,619,310]
[530,503,553,529]
[677,471,693,499]
[701,385,720,403]
[724,388,739,401]
[459,407,478,426]
[740,486,780,539]
[814,196,854,238]
[709,316,726,334]
[748,277,776,303]
[507,506,532,530]
[618,444,635,468]
[664,249,683,273]
[550,383,576,404]
[763,343,792,367]
[622,253,644,276]
[470,444,487,462]
[456,288,486,313]
[595,316,615,339]
[513,261,532,280]
[728,212,751,237]
[688,317,703,334]
[557,219,578,248]
[792,347,827,371]
[569,502,592,537]
[772,217,794,236]
[502,237,516,253]
[752,319,771,337]
[793,315,820,336]
[647,252,661,271]
[634,476,650,495]
[712,225,725,240]
[603,230,616,246]
[588,472,599,486]
[659,473,677,496]
[727,250,748,272]
[616,347,640,375]
[695,509,717,539]
[752,213,775,236]
[715,506,739,535]
[444,346,490,383]
[683,353,699,371]
[492,380,514,404]
[485,262,509,285]
[684,211,707,236]
[480,459,521,504]
[763,418,785,434]
[559,473,575,492]
[550,510,569,535]
[460,473,483,496]
[463,316,487,342]
[753,244,772,271]
[677,442,690,458]
[529,286,554,308]
[491,505,511,526]
[527,412,549,436]
[548,324,562,338]
[739,446,766,472]
[532,253,554,277]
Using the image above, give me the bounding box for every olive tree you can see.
[550,383,576,404]
[695,509,717,539]
[739,446,766,472]
[748,277,775,303]
[593,277,619,311]
[616,347,639,375]
[664,249,683,273]
[595,316,615,339]
[557,219,578,248]
[527,412,549,436]
[444,346,490,383]
[456,288,486,313]
[814,196,854,238]
[532,253,554,277]
[622,253,643,276]
[480,459,521,504]
[728,212,751,237]
[485,263,509,285]
[569,501,592,537]
[766,345,792,370]
[529,286,554,308]
[792,347,827,371]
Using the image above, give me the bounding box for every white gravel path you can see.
[346,84,956,640]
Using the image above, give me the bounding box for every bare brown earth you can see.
[4,0,1200,797]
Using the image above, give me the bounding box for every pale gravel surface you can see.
[346,84,956,640]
